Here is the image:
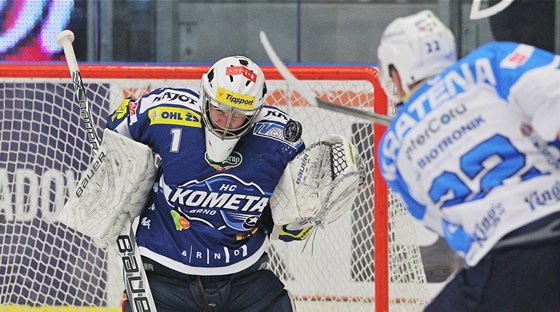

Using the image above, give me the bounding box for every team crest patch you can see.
[168,174,270,231]
[205,151,243,171]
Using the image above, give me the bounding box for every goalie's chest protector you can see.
[109,87,304,275]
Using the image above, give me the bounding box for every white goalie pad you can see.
[270,134,364,229]
[58,129,158,248]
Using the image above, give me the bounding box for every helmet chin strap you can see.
[204,126,240,163]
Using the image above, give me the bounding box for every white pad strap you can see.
[270,134,363,229]
[58,129,158,248]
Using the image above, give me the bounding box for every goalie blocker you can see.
[58,129,158,248]
[270,134,364,232]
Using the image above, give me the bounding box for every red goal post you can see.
[0,64,429,311]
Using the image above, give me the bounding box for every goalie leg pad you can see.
[57,129,158,248]
[270,134,363,228]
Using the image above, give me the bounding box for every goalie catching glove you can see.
[57,129,158,248]
[270,134,364,229]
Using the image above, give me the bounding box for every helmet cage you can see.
[199,55,267,162]
[201,91,262,140]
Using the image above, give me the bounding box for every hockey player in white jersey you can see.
[377,10,560,312]
[80,56,361,312]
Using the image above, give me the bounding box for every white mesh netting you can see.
[0,66,430,311]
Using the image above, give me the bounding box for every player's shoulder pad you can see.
[106,97,134,130]
[256,105,293,125]
[137,87,201,114]
[454,41,510,71]
[107,87,201,129]
[252,106,304,148]
[469,41,555,70]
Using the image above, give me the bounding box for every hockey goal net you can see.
[0,64,430,311]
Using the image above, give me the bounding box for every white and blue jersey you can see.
[106,87,306,275]
[378,42,560,266]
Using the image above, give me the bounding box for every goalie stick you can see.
[57,30,157,312]
[259,31,393,126]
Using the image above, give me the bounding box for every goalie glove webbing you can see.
[270,134,364,229]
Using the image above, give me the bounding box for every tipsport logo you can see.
[168,174,270,231]
[216,87,255,110]
[0,1,75,60]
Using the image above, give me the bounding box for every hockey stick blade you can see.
[57,30,158,312]
[259,31,393,126]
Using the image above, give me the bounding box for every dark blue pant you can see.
[122,254,294,312]
[425,240,560,312]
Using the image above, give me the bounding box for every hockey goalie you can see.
[57,55,364,311]
[57,129,363,248]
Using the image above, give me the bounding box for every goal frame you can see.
[0,63,390,311]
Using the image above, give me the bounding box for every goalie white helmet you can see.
[200,56,267,162]
[377,10,456,94]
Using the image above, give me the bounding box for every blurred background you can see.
[1,0,557,65]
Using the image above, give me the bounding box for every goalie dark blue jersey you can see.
[106,87,308,276]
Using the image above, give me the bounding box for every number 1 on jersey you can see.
[170,128,182,153]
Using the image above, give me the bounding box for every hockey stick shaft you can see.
[57,30,101,154]
[57,30,157,312]
[259,31,393,126]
